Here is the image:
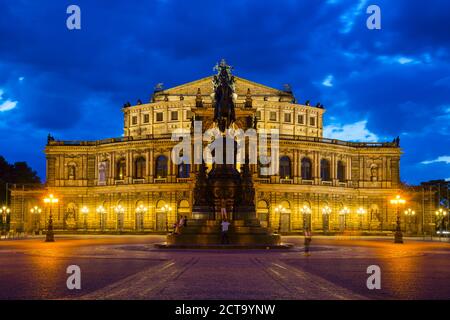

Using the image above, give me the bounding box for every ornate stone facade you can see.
[9,71,435,234]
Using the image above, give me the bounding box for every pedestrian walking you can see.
[304,228,312,256]
[183,216,188,227]
[221,219,231,244]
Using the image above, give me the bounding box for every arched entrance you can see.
[135,200,146,231]
[177,200,190,221]
[156,200,168,232]
[279,200,291,233]
[257,200,269,228]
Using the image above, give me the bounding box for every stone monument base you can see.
[164,219,282,247]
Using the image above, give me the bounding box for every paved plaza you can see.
[0,235,449,300]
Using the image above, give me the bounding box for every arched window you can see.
[178,162,190,178]
[279,156,291,179]
[155,155,168,178]
[320,159,331,181]
[301,157,312,180]
[134,157,146,179]
[337,160,345,182]
[116,158,126,180]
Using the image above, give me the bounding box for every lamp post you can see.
[339,207,350,231]
[435,208,448,237]
[390,195,406,244]
[114,205,125,232]
[135,204,148,231]
[30,206,42,234]
[96,206,106,231]
[161,204,172,232]
[81,206,89,231]
[43,194,59,242]
[404,208,415,234]
[274,205,286,234]
[301,205,312,231]
[0,206,10,237]
[357,207,366,231]
[322,206,331,232]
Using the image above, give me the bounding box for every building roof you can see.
[156,76,292,97]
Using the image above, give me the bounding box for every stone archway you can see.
[257,200,269,228]
[177,200,190,221]
[279,200,291,233]
[135,200,145,231]
[156,200,168,232]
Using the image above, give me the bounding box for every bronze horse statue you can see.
[213,60,236,132]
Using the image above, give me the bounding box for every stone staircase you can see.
[166,219,281,246]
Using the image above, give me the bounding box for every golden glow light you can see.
[44,194,59,204]
[30,206,42,214]
[136,204,148,213]
[114,205,125,213]
[357,207,366,215]
[322,206,331,215]
[81,206,89,214]
[435,208,448,216]
[300,205,311,214]
[96,205,106,213]
[340,207,350,215]
[0,206,10,214]
[404,208,416,216]
[390,195,406,205]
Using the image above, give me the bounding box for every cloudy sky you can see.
[0,0,449,184]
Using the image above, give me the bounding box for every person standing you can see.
[221,219,231,244]
[304,228,312,256]
[183,216,188,227]
[220,198,227,220]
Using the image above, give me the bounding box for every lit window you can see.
[284,113,291,123]
[269,111,277,121]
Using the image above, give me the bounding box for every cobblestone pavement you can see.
[0,235,448,299]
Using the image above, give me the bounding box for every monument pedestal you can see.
[166,219,281,247]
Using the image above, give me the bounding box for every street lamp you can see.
[114,205,125,232]
[339,207,350,230]
[274,205,286,234]
[404,208,416,234]
[435,208,448,236]
[357,207,366,231]
[161,204,172,232]
[96,205,106,230]
[81,206,89,231]
[390,194,406,244]
[301,205,312,231]
[43,194,59,242]
[135,204,148,231]
[30,206,42,234]
[322,206,331,232]
[0,206,10,236]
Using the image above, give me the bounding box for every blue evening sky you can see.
[0,0,449,184]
